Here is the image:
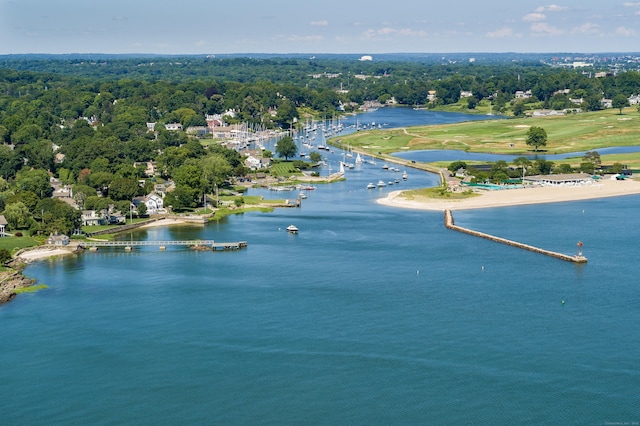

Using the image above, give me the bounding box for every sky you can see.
[2,0,640,55]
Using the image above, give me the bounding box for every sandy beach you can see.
[377,177,640,211]
[17,247,75,262]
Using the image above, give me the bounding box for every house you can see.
[0,215,8,237]
[108,212,127,225]
[46,234,70,246]
[515,90,532,99]
[164,123,183,131]
[133,193,165,215]
[244,155,271,171]
[81,210,107,226]
[144,193,165,214]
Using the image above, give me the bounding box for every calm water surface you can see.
[1,110,639,425]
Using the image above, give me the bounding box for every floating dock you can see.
[444,210,587,263]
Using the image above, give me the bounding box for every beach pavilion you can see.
[523,173,595,186]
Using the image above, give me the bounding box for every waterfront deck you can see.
[75,240,247,251]
[444,210,587,263]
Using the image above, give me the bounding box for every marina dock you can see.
[75,240,247,252]
[444,210,587,263]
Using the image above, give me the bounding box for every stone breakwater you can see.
[444,209,588,263]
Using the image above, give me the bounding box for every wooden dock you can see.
[444,210,587,263]
[75,240,247,252]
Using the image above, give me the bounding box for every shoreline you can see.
[377,177,640,211]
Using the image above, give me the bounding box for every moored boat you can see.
[286,225,299,234]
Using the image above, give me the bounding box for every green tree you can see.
[526,126,547,152]
[201,154,232,194]
[309,152,322,163]
[109,177,140,201]
[583,151,601,169]
[447,160,468,173]
[612,94,629,114]
[14,168,52,198]
[35,198,81,236]
[275,136,297,160]
[2,202,33,229]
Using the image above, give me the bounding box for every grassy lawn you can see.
[0,236,40,253]
[402,187,480,201]
[336,107,640,156]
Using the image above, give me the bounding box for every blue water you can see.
[2,110,640,425]
[394,145,640,163]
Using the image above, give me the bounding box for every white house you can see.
[164,123,183,131]
[144,193,165,214]
[0,215,8,237]
[82,210,107,226]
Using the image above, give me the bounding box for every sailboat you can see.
[355,152,363,165]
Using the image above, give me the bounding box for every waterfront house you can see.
[46,234,70,246]
[81,210,107,226]
[0,215,8,237]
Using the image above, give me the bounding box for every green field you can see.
[0,236,40,253]
[335,107,640,158]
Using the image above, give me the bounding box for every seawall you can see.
[444,209,587,263]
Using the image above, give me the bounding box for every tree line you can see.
[2,56,640,235]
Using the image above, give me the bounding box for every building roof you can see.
[0,215,7,226]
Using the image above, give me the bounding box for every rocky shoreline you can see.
[0,263,36,304]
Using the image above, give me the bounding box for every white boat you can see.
[382,163,389,170]
[366,182,376,189]
[402,171,408,180]
[355,153,363,164]
[298,192,307,199]
[377,180,386,187]
[286,225,299,234]
[388,181,394,186]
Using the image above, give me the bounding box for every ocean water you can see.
[2,111,639,425]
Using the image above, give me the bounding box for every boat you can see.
[382,163,389,170]
[377,180,386,187]
[298,192,307,199]
[355,153,364,164]
[286,225,299,234]
[402,171,408,180]
[366,182,376,189]
[388,181,394,186]
[394,178,400,184]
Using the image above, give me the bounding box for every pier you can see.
[75,240,247,252]
[444,210,587,263]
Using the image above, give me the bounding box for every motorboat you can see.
[377,180,386,187]
[286,225,299,234]
[366,182,376,189]
[402,171,408,180]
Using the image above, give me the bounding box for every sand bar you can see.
[377,177,640,211]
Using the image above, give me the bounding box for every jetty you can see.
[444,210,587,263]
[74,240,247,252]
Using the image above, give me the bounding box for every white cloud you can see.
[523,13,546,22]
[571,22,601,35]
[486,26,515,38]
[623,2,640,7]
[285,35,324,43]
[310,20,328,27]
[530,22,565,36]
[397,28,428,37]
[535,4,568,12]
[615,26,636,36]
[362,27,427,39]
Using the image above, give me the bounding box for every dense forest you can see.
[2,55,640,236]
